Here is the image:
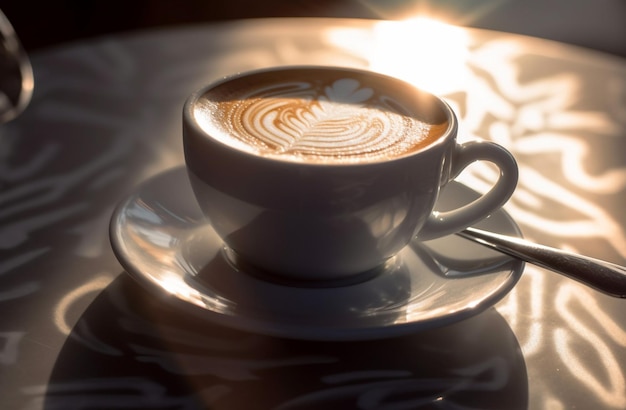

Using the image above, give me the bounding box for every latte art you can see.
[196,75,449,163]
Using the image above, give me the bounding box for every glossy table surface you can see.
[1,18,625,409]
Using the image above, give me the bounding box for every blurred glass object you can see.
[0,9,33,124]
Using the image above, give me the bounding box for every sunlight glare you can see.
[369,17,470,95]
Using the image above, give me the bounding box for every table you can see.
[1,18,625,409]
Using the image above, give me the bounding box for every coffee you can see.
[193,69,449,163]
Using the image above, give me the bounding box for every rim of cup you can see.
[183,65,458,169]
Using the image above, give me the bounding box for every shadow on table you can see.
[44,273,528,410]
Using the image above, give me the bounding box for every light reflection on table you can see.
[328,23,626,409]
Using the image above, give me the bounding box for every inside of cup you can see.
[191,67,451,164]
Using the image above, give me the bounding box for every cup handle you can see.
[418,140,519,241]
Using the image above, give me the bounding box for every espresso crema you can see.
[194,71,449,163]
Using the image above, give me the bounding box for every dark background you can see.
[3,0,626,57]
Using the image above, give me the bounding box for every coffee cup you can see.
[183,66,518,283]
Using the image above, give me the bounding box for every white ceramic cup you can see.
[183,66,518,282]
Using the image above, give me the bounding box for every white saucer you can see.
[110,167,524,341]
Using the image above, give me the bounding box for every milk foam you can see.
[196,77,448,163]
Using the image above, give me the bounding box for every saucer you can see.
[109,167,524,341]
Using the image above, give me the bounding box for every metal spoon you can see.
[457,227,626,298]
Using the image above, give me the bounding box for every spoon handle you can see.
[457,227,626,298]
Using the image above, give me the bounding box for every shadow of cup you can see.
[44,274,528,409]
